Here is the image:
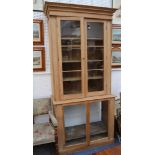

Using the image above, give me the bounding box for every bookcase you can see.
[44,2,116,154]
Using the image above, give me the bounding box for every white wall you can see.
[33,0,121,125]
[33,12,52,99]
[112,69,121,98]
[45,0,112,7]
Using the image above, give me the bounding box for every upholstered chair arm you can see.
[49,111,58,127]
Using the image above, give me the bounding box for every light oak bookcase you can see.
[44,2,116,154]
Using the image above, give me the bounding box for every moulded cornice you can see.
[44,2,117,19]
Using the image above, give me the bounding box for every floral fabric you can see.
[33,123,55,145]
[33,98,51,115]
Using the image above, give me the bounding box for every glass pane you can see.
[87,39,103,46]
[112,28,121,42]
[61,20,82,95]
[63,71,81,94]
[63,62,81,71]
[90,101,108,141]
[62,47,81,62]
[112,51,121,65]
[87,22,103,39]
[61,21,80,38]
[64,104,86,146]
[87,22,104,92]
[61,39,81,45]
[88,47,103,60]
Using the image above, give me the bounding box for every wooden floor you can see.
[92,145,121,155]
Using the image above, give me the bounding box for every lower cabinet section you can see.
[54,96,115,155]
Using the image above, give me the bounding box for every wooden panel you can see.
[81,17,87,97]
[104,21,112,94]
[48,17,60,101]
[61,138,114,155]
[56,17,63,100]
[90,137,113,146]
[54,105,65,150]
[60,138,113,155]
[108,98,115,139]
[86,102,90,145]
[44,2,117,17]
[53,95,116,105]
[102,101,108,133]
[48,11,113,20]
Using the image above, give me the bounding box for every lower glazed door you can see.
[63,103,87,146]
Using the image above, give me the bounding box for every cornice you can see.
[44,2,117,18]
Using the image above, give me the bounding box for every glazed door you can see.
[89,100,108,142]
[89,99,115,144]
[63,103,87,146]
[58,17,85,100]
[85,20,106,96]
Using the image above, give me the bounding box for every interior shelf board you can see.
[88,68,103,70]
[88,60,103,62]
[62,45,81,48]
[63,77,81,81]
[62,37,81,40]
[88,69,103,71]
[88,76,103,80]
[87,46,104,48]
[87,38,103,40]
[63,60,81,63]
[63,70,81,72]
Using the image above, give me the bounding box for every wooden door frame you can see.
[61,101,88,150]
[57,17,85,100]
[84,19,107,97]
[88,97,115,144]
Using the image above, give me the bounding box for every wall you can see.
[33,12,52,99]
[33,0,121,125]
[45,0,112,7]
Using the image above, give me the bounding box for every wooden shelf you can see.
[87,46,104,48]
[63,77,81,81]
[53,95,116,105]
[87,38,103,40]
[88,76,103,80]
[62,37,80,40]
[65,121,107,141]
[63,60,81,63]
[88,69,103,71]
[88,60,103,62]
[63,70,81,73]
[62,45,81,48]
[63,76,102,81]
[63,60,103,63]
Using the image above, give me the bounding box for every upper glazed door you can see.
[58,17,85,100]
[85,20,106,96]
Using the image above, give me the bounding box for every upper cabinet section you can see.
[44,2,116,101]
